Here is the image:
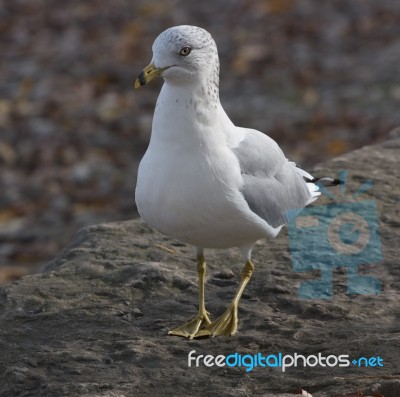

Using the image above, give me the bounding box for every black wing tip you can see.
[304,177,344,186]
[318,178,344,186]
[330,178,344,186]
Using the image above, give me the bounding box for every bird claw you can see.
[168,311,212,339]
[194,303,238,338]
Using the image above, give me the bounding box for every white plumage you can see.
[134,25,331,338]
[135,25,318,254]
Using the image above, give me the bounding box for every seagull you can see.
[134,25,340,339]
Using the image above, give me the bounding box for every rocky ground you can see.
[1,0,400,282]
[0,131,399,396]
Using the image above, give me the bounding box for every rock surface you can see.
[0,135,399,397]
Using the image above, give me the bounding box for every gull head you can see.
[135,25,219,89]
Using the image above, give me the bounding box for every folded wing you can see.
[232,129,318,228]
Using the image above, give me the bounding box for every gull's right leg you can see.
[168,253,212,339]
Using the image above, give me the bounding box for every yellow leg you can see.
[168,254,212,339]
[195,260,254,338]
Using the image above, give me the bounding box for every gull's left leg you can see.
[168,253,212,339]
[195,260,254,337]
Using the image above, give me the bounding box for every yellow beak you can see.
[134,63,169,89]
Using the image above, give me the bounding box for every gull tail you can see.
[304,176,343,187]
[303,175,343,205]
[293,164,343,205]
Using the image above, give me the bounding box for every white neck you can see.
[149,80,230,151]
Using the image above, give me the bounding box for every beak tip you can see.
[134,63,161,90]
[134,70,148,89]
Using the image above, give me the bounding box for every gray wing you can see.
[232,129,313,228]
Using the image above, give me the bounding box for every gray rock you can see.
[0,136,399,397]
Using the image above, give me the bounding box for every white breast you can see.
[135,83,274,248]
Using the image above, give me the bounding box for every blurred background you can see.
[1,0,399,284]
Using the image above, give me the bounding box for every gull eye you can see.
[179,46,191,56]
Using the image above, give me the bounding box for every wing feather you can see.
[231,129,314,228]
